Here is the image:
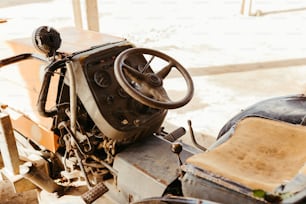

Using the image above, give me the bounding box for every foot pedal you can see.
[81,182,109,204]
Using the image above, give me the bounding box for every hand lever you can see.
[171,143,183,177]
[164,127,186,142]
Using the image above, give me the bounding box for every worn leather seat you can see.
[183,117,306,203]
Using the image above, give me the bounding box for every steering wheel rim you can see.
[114,47,194,109]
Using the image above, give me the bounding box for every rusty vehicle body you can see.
[0,26,305,204]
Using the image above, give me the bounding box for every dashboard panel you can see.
[81,45,165,132]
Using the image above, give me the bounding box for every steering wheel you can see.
[114,48,194,109]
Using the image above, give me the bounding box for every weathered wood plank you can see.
[0,113,20,175]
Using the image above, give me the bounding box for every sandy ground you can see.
[1,0,306,140]
[1,0,306,203]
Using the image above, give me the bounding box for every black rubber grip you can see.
[164,127,186,142]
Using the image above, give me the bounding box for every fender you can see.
[218,94,306,138]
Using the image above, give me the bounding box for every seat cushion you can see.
[186,117,306,192]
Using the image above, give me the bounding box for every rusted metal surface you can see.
[113,136,192,202]
[182,165,267,204]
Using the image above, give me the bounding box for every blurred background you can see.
[1,0,306,143]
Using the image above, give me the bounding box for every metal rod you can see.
[65,61,93,188]
[0,53,47,68]
[188,120,207,152]
[65,61,77,136]
[37,59,66,117]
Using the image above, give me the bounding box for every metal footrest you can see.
[81,182,109,204]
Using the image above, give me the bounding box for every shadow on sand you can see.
[253,6,306,16]
[0,0,51,8]
[186,57,306,76]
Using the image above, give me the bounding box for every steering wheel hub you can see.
[145,73,162,87]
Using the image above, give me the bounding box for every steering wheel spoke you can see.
[150,87,172,103]
[137,82,171,103]
[122,61,144,79]
[156,61,174,79]
[141,55,155,73]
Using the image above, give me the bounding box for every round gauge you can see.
[117,87,129,98]
[94,70,111,88]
